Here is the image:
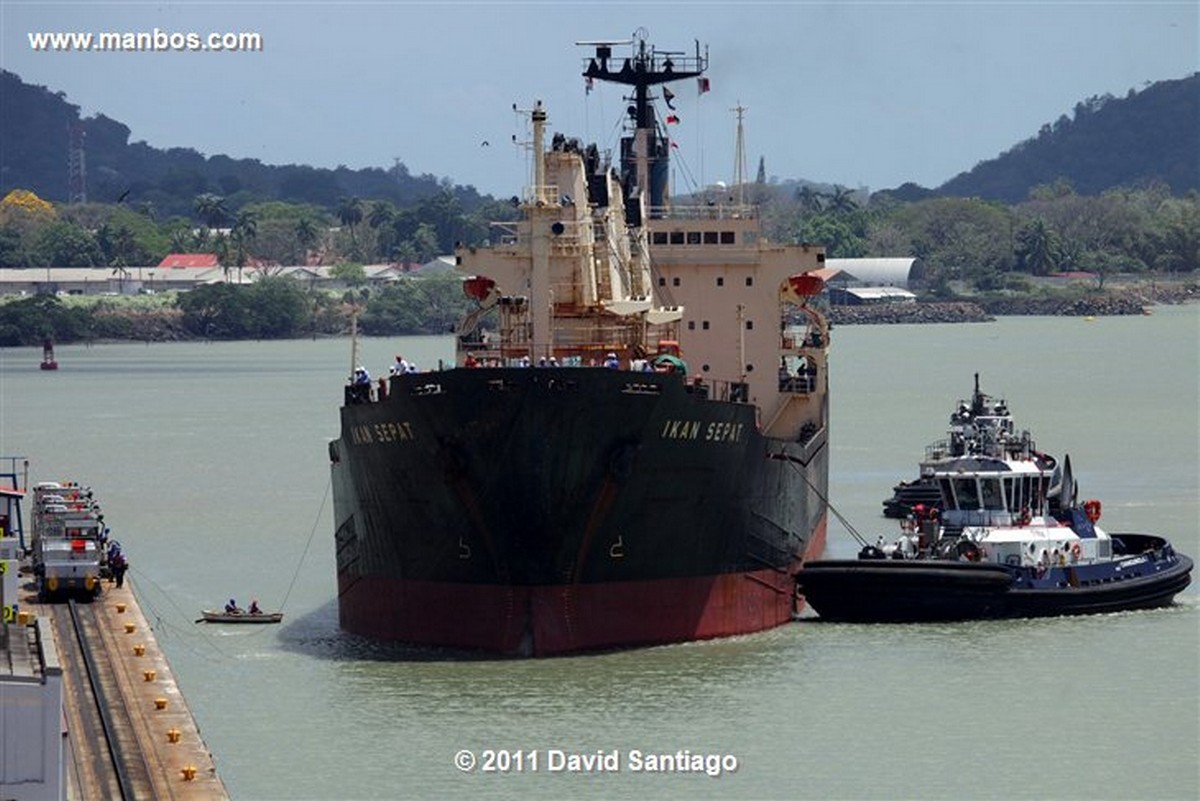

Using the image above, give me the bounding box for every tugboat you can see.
[797,375,1193,622]
[329,33,832,656]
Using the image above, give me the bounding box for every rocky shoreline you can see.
[829,283,1197,325]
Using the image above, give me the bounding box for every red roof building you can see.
[157,253,219,269]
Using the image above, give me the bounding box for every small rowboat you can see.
[199,610,283,624]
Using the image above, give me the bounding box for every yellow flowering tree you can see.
[0,189,58,235]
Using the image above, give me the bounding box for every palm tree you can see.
[336,196,364,252]
[795,185,824,214]
[230,209,258,283]
[295,216,319,263]
[111,262,130,294]
[194,193,228,229]
[1015,219,1058,275]
[825,186,859,215]
[212,231,231,281]
[169,228,190,253]
[367,201,396,260]
[367,200,394,230]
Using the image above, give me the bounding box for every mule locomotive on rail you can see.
[329,33,832,655]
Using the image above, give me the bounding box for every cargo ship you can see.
[330,34,831,655]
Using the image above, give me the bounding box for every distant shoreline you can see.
[830,283,1197,325]
[3,282,1196,345]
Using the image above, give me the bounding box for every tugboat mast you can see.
[581,32,707,213]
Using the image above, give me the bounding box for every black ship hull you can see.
[797,543,1192,623]
[331,367,829,655]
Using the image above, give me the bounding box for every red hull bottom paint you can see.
[338,515,829,656]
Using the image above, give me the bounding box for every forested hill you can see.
[0,69,489,217]
[4,69,1197,215]
[935,73,1199,203]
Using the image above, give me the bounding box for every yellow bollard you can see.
[142,669,157,682]
[154,698,168,711]
[124,623,136,634]
[180,765,197,781]
[133,644,146,657]
[17,611,31,625]
[115,603,127,613]
[166,728,181,744]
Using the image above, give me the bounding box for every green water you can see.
[1,306,1196,800]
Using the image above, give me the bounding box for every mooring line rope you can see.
[279,477,330,612]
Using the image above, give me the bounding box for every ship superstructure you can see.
[330,33,832,655]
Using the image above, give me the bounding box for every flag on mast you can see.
[697,77,710,94]
[663,87,677,109]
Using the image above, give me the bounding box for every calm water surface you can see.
[1,306,1196,800]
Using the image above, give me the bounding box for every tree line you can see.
[759,179,1198,291]
[1,177,1196,348]
[0,188,518,272]
[0,272,472,346]
[4,179,1197,286]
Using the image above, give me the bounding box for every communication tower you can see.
[67,123,87,204]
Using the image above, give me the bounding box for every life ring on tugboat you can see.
[955,540,982,562]
[1070,541,1082,562]
[1083,499,1102,523]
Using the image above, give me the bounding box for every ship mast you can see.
[732,102,748,207]
[581,32,707,215]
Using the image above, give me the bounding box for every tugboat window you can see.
[670,231,685,245]
[704,231,719,244]
[720,231,735,244]
[981,479,1004,510]
[652,232,668,245]
[939,478,954,506]
[954,478,980,510]
[687,231,702,244]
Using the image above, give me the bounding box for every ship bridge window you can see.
[745,320,754,330]
[939,478,955,508]
[981,478,1005,511]
[746,277,753,287]
[704,231,719,244]
[670,231,685,245]
[673,277,681,287]
[658,277,666,287]
[653,232,668,245]
[720,231,735,244]
[702,321,710,330]
[953,477,981,510]
[717,277,724,287]
[688,321,696,330]
[687,231,702,245]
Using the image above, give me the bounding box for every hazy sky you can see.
[3,1,1196,198]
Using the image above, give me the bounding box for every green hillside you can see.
[936,74,1199,202]
[0,69,490,218]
